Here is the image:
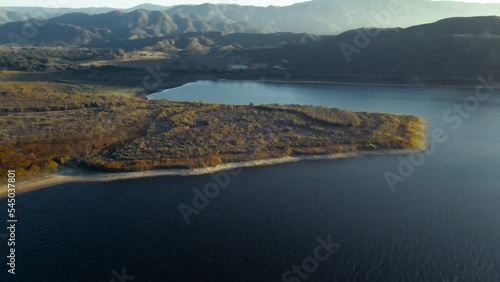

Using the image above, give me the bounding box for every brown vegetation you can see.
[0,81,428,178]
[88,102,427,171]
[0,81,154,178]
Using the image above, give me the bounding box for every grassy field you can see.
[0,80,428,178]
[0,67,193,97]
[0,71,144,96]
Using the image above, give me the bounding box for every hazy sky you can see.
[1,0,500,9]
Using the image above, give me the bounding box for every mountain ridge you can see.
[0,9,279,45]
[2,0,500,33]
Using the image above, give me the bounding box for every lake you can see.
[2,80,500,282]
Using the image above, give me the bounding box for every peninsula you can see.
[0,80,429,188]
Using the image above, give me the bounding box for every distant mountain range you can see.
[0,9,278,46]
[1,14,499,85]
[0,4,170,25]
[2,0,500,34]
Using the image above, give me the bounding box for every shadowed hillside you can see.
[0,9,278,46]
[1,16,499,86]
[3,0,500,34]
[223,16,500,84]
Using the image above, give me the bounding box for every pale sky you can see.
[1,0,500,9]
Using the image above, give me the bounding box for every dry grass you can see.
[89,103,428,171]
[0,81,156,178]
[0,82,428,177]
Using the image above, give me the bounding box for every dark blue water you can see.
[2,80,500,282]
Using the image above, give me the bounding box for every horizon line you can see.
[2,0,500,10]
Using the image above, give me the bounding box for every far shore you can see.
[0,148,426,198]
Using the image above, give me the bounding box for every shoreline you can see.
[250,78,488,90]
[148,77,494,97]
[0,148,425,198]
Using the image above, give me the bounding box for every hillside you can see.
[1,16,499,86]
[0,4,171,25]
[167,0,500,34]
[215,16,500,84]
[0,7,117,25]
[0,0,500,34]
[0,10,277,46]
[2,0,500,34]
[90,31,322,52]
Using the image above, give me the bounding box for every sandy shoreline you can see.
[0,148,426,198]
